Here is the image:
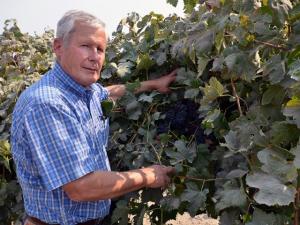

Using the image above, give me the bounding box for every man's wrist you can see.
[125,81,141,93]
[140,167,154,188]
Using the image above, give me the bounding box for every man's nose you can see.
[88,48,101,61]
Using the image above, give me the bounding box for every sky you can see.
[0,0,184,36]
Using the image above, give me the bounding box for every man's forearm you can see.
[63,170,147,201]
[106,80,155,101]
[62,165,173,202]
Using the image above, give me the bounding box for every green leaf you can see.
[187,30,215,55]
[167,0,178,7]
[154,51,167,66]
[111,200,129,225]
[183,0,198,14]
[101,100,114,118]
[261,85,285,105]
[136,54,154,71]
[224,52,256,81]
[246,208,291,225]
[180,185,208,217]
[283,97,300,129]
[263,55,285,84]
[221,130,250,153]
[220,209,243,225]
[184,88,199,99]
[135,207,146,225]
[288,59,300,81]
[226,169,247,179]
[201,77,227,105]
[138,92,158,103]
[215,181,247,213]
[291,144,300,169]
[270,122,300,147]
[165,140,196,164]
[211,57,224,72]
[175,68,198,86]
[257,148,297,183]
[197,56,210,77]
[161,196,181,211]
[246,172,296,206]
[125,100,142,120]
[117,61,134,78]
[0,140,10,156]
[215,31,224,53]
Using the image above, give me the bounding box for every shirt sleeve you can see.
[24,102,96,191]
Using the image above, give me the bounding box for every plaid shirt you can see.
[11,62,111,225]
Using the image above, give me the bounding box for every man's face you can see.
[54,22,107,87]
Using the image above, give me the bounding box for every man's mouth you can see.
[83,67,98,72]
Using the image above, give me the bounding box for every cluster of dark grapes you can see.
[156,100,207,144]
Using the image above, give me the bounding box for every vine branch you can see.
[253,39,288,50]
[231,78,243,116]
[177,175,231,182]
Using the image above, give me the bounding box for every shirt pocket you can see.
[94,117,109,146]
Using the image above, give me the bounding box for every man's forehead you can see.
[73,21,108,40]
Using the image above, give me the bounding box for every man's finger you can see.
[168,69,178,77]
[165,166,176,175]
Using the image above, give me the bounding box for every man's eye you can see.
[97,48,103,53]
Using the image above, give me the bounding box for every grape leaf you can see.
[215,181,247,213]
[125,99,142,120]
[288,59,300,81]
[245,208,291,225]
[257,148,297,183]
[291,144,300,168]
[165,140,196,164]
[167,0,178,7]
[117,61,134,78]
[220,209,243,225]
[201,77,227,105]
[263,55,286,84]
[180,185,208,217]
[246,172,296,206]
[261,85,285,106]
[283,97,300,129]
[111,200,129,225]
[184,88,199,99]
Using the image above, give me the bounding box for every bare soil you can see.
[144,213,219,225]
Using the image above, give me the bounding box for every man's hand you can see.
[142,165,176,189]
[150,69,177,93]
[106,69,177,101]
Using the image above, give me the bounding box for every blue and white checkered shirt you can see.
[11,62,111,225]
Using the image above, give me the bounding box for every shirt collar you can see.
[52,62,94,96]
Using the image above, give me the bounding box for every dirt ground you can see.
[144,213,219,225]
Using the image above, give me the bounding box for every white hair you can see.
[56,10,106,45]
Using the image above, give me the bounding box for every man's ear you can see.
[53,38,63,59]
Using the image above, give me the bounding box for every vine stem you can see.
[231,78,243,116]
[253,39,288,50]
[224,33,287,50]
[133,142,162,165]
[177,175,231,182]
[295,188,300,225]
[149,143,162,165]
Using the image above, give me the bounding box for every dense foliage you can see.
[1,0,300,224]
[0,20,54,223]
[103,0,300,224]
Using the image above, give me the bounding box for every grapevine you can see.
[1,1,300,224]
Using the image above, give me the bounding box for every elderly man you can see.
[11,10,176,225]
